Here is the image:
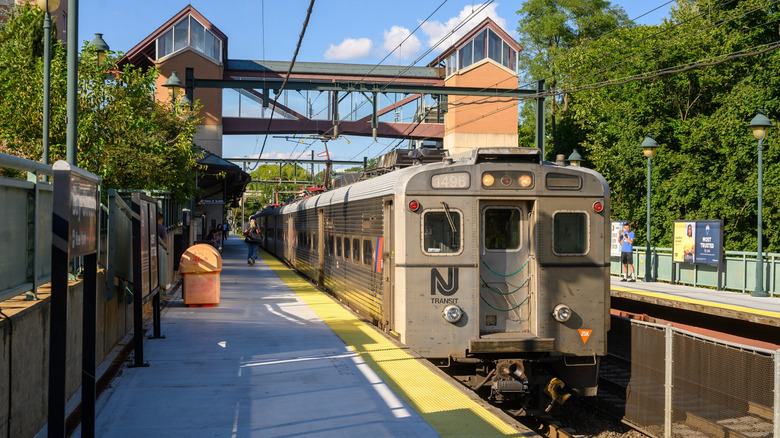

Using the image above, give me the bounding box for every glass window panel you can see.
[488,29,502,63]
[205,31,219,60]
[191,17,205,52]
[473,30,486,63]
[502,41,512,69]
[312,232,317,250]
[327,235,334,256]
[336,236,342,258]
[423,211,461,254]
[553,212,588,255]
[343,237,351,261]
[157,28,173,59]
[484,208,521,250]
[353,238,360,261]
[458,41,473,69]
[363,240,373,265]
[173,17,189,52]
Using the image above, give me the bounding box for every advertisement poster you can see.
[673,220,721,266]
[694,221,721,266]
[610,221,625,257]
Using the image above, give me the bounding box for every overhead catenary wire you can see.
[254,0,316,165]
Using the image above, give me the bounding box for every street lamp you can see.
[163,71,184,105]
[567,149,583,166]
[639,135,658,282]
[748,109,773,297]
[89,33,110,65]
[36,0,60,169]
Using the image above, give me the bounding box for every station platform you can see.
[610,276,780,327]
[88,237,533,437]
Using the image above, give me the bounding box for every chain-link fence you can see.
[610,316,779,438]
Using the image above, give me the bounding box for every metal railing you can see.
[0,153,53,302]
[612,247,780,296]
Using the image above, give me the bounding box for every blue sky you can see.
[78,1,675,165]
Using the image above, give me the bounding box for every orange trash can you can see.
[179,244,222,307]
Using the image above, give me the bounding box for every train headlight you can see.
[552,304,572,323]
[442,304,463,324]
[482,173,495,187]
[518,174,533,187]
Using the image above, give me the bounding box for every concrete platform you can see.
[86,237,532,437]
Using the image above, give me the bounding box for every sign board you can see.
[610,221,626,257]
[673,220,722,266]
[53,161,101,258]
[201,199,225,204]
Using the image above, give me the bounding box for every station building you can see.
[119,5,523,230]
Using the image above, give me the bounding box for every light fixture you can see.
[551,304,571,323]
[35,0,60,12]
[442,304,463,324]
[89,33,110,65]
[640,134,658,158]
[482,173,495,187]
[163,71,183,99]
[567,149,583,166]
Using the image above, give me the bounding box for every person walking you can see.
[618,223,636,282]
[243,220,262,265]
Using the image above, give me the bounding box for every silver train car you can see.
[254,147,610,412]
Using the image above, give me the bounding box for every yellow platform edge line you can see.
[612,285,780,319]
[258,250,527,438]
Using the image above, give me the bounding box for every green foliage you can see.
[525,0,780,251]
[0,4,202,203]
[246,163,313,205]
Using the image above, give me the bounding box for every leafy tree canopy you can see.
[0,4,202,203]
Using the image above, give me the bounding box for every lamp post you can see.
[89,33,110,65]
[36,0,60,169]
[162,71,184,112]
[748,109,773,297]
[567,149,583,167]
[639,135,658,282]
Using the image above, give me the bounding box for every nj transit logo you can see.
[431,267,459,296]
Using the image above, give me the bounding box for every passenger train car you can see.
[254,147,610,412]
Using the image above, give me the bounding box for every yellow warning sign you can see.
[579,329,593,344]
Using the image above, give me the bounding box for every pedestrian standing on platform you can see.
[618,223,636,282]
[243,219,262,265]
[222,222,229,241]
[157,214,168,246]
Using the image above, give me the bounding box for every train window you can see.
[344,238,351,261]
[327,235,334,256]
[312,232,317,250]
[353,238,360,261]
[423,210,462,254]
[363,240,373,266]
[336,237,342,258]
[484,207,521,250]
[553,212,589,255]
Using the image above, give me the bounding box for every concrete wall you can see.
[0,271,134,437]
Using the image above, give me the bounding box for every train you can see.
[253,147,610,413]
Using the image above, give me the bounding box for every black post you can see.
[536,79,546,160]
[130,194,148,367]
[81,252,97,437]
[151,289,163,339]
[48,216,68,437]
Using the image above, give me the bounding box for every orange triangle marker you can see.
[579,329,593,344]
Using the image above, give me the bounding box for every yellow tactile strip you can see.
[612,285,780,319]
[259,250,528,437]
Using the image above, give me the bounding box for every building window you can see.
[156,15,222,62]
[473,30,486,63]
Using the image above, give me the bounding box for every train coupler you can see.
[543,377,571,412]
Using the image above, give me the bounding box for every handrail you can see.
[0,153,52,175]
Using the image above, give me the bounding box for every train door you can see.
[479,201,533,335]
[381,199,394,331]
[317,209,324,285]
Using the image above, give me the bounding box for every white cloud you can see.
[421,3,512,51]
[323,38,373,60]
[381,26,422,61]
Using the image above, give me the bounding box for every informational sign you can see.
[673,220,722,266]
[53,162,100,258]
[610,221,626,257]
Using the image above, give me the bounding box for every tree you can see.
[547,0,780,252]
[0,4,202,203]
[516,0,630,158]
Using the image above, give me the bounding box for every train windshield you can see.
[423,211,462,254]
[553,212,589,255]
[484,208,521,250]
